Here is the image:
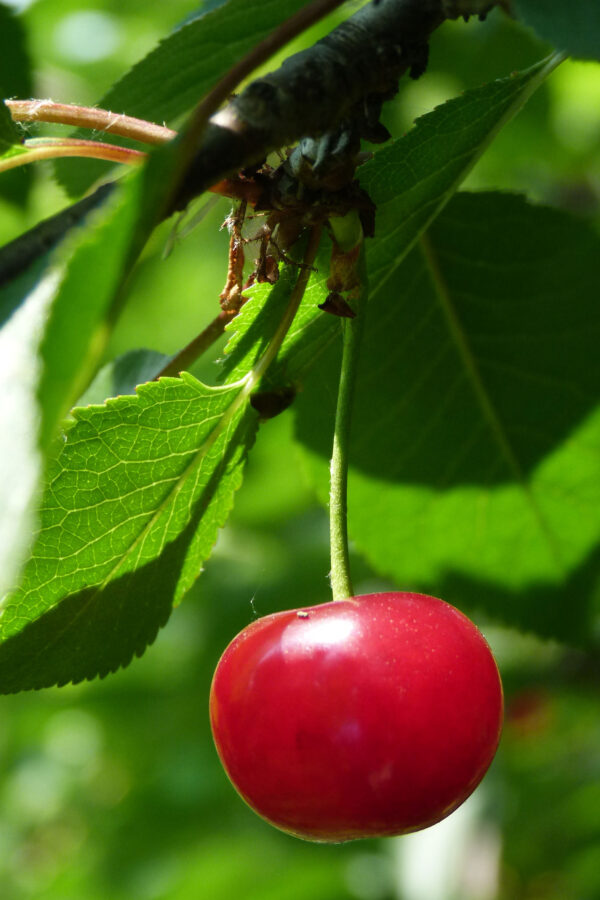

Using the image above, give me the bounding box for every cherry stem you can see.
[6,99,176,145]
[329,246,369,603]
[0,138,147,175]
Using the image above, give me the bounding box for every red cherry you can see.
[210,592,503,842]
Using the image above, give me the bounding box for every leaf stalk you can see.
[6,99,176,144]
[0,138,147,175]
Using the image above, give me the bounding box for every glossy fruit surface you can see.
[209,592,503,842]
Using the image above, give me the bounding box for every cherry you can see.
[210,591,503,842]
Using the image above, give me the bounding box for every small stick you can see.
[6,99,176,145]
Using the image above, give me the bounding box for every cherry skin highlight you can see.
[209,592,503,842]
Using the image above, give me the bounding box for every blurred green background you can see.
[1,1,600,898]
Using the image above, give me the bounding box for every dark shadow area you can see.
[295,193,600,489]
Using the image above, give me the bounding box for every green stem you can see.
[329,247,369,602]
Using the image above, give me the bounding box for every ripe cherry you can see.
[210,592,503,842]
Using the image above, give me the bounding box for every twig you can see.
[173,0,463,210]
[5,99,176,145]
[170,0,352,213]
[0,138,146,175]
[0,0,506,286]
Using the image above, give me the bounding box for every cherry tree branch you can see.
[173,0,506,211]
[0,0,506,286]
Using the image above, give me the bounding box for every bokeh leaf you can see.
[514,0,600,61]
[0,4,33,204]
[294,191,600,643]
[0,373,258,692]
[0,140,27,163]
[76,347,171,407]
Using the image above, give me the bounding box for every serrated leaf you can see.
[294,192,600,643]
[514,0,600,61]
[359,54,562,293]
[0,118,209,597]
[0,373,258,692]
[56,0,322,198]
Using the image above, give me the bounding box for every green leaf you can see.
[359,54,562,292]
[514,0,600,61]
[0,140,27,161]
[0,4,33,203]
[0,120,206,598]
[0,183,113,289]
[56,0,322,198]
[0,184,132,599]
[36,178,145,451]
[294,192,600,643]
[0,373,258,692]
[0,266,55,600]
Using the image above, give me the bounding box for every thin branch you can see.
[0,138,146,175]
[172,0,466,211]
[172,0,352,207]
[0,0,507,287]
[5,99,176,145]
